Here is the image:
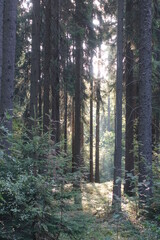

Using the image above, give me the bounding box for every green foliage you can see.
[0,124,90,240]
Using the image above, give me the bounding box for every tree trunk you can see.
[38,79,42,119]
[138,0,152,206]
[73,0,83,173]
[89,56,94,182]
[107,94,111,132]
[0,0,17,150]
[124,43,135,196]
[43,0,51,133]
[72,97,75,172]
[155,112,159,146]
[0,0,4,102]
[64,81,68,154]
[95,48,101,183]
[51,0,60,145]
[95,86,100,183]
[124,0,135,196]
[88,0,94,183]
[80,121,84,166]
[112,0,124,211]
[30,0,40,120]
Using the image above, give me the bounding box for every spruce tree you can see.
[138,0,152,206]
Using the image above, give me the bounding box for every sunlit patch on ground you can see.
[82,181,113,217]
[58,182,160,239]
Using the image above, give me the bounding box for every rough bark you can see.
[43,0,51,132]
[80,121,84,166]
[124,0,135,196]
[51,0,60,145]
[95,49,101,183]
[107,94,111,132]
[72,97,75,172]
[155,112,159,146]
[153,1,160,151]
[0,0,4,102]
[64,85,68,154]
[112,0,124,211]
[89,56,93,182]
[138,0,152,205]
[38,80,42,119]
[0,0,17,142]
[95,86,100,183]
[30,0,40,119]
[73,0,83,172]
[124,43,135,196]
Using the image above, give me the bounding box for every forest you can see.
[0,0,160,239]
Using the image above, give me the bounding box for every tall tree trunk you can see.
[112,0,124,211]
[138,0,152,205]
[124,0,139,196]
[155,112,159,146]
[95,48,101,183]
[38,80,42,118]
[89,56,94,182]
[63,32,70,154]
[0,0,4,102]
[64,85,68,154]
[124,43,135,196]
[124,0,135,196]
[43,0,51,133]
[80,121,84,166]
[107,94,111,132]
[0,0,17,150]
[88,0,94,182]
[51,0,60,145]
[73,0,82,173]
[72,97,75,172]
[30,0,40,120]
[153,1,160,152]
[95,86,100,183]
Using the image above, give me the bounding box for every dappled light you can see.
[0,0,160,239]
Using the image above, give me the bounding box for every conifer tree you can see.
[112,0,124,211]
[0,0,17,150]
[95,48,101,183]
[51,0,60,145]
[74,0,83,172]
[0,0,4,102]
[43,0,51,132]
[124,0,135,196]
[30,0,40,120]
[138,0,152,205]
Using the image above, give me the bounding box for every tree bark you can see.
[0,0,17,149]
[124,0,135,196]
[38,80,42,119]
[64,85,68,154]
[155,112,159,146]
[124,43,135,196]
[0,0,4,102]
[43,0,51,133]
[51,0,60,145]
[107,94,111,132]
[73,0,83,172]
[72,97,75,172]
[30,0,40,120]
[80,121,84,166]
[89,56,93,182]
[95,48,101,183]
[112,0,124,211]
[138,0,152,205]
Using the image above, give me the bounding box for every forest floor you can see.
[59,182,160,240]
